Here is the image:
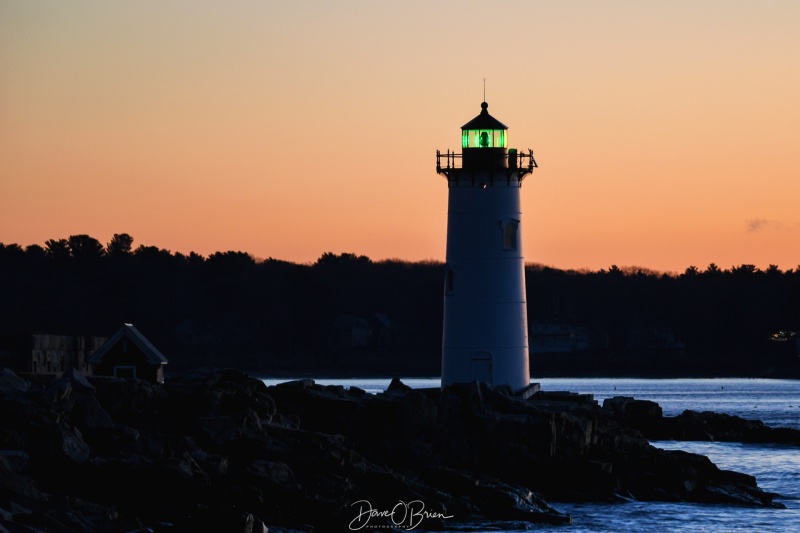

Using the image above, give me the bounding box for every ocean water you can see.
[261,377,800,532]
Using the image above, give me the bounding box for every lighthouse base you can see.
[441,346,530,392]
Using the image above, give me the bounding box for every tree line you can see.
[1,234,798,377]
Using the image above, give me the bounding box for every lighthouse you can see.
[436,101,537,391]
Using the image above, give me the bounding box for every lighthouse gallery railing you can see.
[436,149,537,174]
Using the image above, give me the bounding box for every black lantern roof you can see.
[461,102,508,131]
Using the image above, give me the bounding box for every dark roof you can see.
[89,324,168,366]
[461,101,508,130]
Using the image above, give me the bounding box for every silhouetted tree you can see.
[2,233,799,377]
[731,264,759,276]
[134,245,174,261]
[67,234,105,260]
[45,239,70,260]
[24,244,46,258]
[315,252,372,267]
[107,233,134,257]
[207,251,256,272]
[0,243,23,255]
[683,266,699,277]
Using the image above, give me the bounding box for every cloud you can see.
[746,218,769,232]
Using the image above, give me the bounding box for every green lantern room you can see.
[460,102,509,170]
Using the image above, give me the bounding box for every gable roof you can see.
[88,324,168,366]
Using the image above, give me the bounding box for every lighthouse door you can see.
[471,351,493,383]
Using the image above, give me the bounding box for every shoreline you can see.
[250,370,800,381]
[2,367,799,532]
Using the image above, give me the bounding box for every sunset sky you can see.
[2,1,799,273]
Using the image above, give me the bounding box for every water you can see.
[539,440,800,533]
[261,377,800,532]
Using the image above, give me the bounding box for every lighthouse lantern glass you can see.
[462,129,507,149]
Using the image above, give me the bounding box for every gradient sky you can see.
[2,1,799,273]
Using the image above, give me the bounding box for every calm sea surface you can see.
[261,377,800,532]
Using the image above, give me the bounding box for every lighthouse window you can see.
[445,268,454,294]
[462,129,507,149]
[503,220,519,250]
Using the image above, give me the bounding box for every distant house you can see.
[329,313,395,354]
[88,324,168,383]
[368,313,393,349]
[625,326,685,355]
[0,333,107,376]
[767,331,800,358]
[330,315,373,353]
[529,323,590,354]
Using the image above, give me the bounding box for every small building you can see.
[368,313,393,349]
[330,315,373,354]
[530,323,590,354]
[0,333,107,377]
[329,313,395,355]
[88,324,168,383]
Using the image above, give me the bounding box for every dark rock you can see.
[0,366,790,532]
[269,378,315,392]
[347,385,367,398]
[601,396,664,436]
[199,409,263,447]
[243,459,301,494]
[73,391,114,432]
[0,368,28,394]
[67,367,96,393]
[0,453,45,502]
[603,395,662,418]
[607,404,800,445]
[472,479,571,525]
[174,505,269,533]
[387,376,412,392]
[61,426,91,464]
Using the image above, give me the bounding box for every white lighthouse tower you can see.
[436,101,537,391]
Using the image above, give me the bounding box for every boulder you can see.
[0,368,28,394]
[0,452,45,502]
[386,376,412,392]
[244,459,301,494]
[603,396,662,418]
[72,392,114,432]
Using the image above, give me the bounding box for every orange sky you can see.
[2,1,799,273]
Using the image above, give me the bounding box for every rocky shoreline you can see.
[1,367,798,532]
